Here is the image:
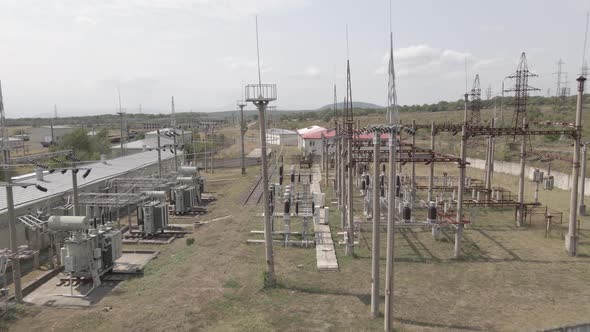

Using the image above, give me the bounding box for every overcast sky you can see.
[1,0,589,117]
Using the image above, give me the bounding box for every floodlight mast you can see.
[246,15,277,287]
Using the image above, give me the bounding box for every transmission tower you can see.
[555,58,565,97]
[504,53,539,128]
[171,96,176,127]
[387,32,399,125]
[468,74,482,123]
[485,84,492,100]
[333,84,338,126]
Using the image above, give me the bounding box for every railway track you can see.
[242,163,277,206]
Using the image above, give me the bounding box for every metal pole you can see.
[6,178,22,302]
[173,132,178,172]
[239,104,246,175]
[428,121,435,201]
[346,128,354,256]
[411,120,416,205]
[157,130,162,179]
[370,130,381,318]
[566,76,585,256]
[340,134,346,230]
[119,112,124,156]
[72,168,80,215]
[384,131,397,332]
[257,101,276,285]
[455,124,467,259]
[580,143,587,215]
[516,117,527,227]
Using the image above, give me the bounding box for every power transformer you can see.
[48,216,122,293]
[172,184,196,214]
[140,201,169,235]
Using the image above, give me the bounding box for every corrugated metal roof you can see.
[0,150,175,214]
[111,137,174,150]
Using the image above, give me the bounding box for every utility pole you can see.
[117,87,125,156]
[5,175,22,302]
[428,121,435,201]
[238,100,247,175]
[566,76,586,256]
[245,15,277,286]
[173,130,178,172]
[580,142,588,215]
[72,167,80,215]
[157,129,162,178]
[516,117,527,227]
[384,128,397,331]
[455,93,469,259]
[370,130,381,318]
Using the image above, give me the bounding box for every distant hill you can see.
[318,101,384,111]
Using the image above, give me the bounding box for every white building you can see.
[266,128,298,146]
[145,128,192,143]
[111,137,175,154]
[297,125,328,151]
[29,125,74,147]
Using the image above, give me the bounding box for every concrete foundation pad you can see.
[23,277,119,308]
[23,251,158,308]
[112,250,159,274]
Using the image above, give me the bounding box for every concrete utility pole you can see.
[5,176,22,302]
[411,120,416,205]
[428,121,435,201]
[383,130,397,331]
[346,132,354,256]
[455,123,467,259]
[566,76,586,256]
[516,117,527,227]
[157,129,162,178]
[455,93,469,259]
[485,118,496,200]
[580,142,588,215]
[238,101,247,175]
[173,130,178,172]
[72,168,80,215]
[256,99,276,285]
[370,130,381,318]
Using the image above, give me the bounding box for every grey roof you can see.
[267,128,297,135]
[0,150,175,214]
[111,137,174,150]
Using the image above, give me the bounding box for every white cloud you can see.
[74,15,99,25]
[375,44,471,77]
[305,66,320,78]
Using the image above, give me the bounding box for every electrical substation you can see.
[1,5,590,331]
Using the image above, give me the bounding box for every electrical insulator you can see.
[279,175,283,185]
[380,174,384,187]
[402,203,411,223]
[361,179,366,190]
[396,175,401,197]
[290,173,295,183]
[295,201,299,215]
[427,201,437,223]
[284,200,290,214]
[312,201,315,215]
[279,165,284,177]
[309,174,312,182]
[298,173,301,183]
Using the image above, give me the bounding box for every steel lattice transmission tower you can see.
[387,33,399,125]
[504,53,539,128]
[468,74,482,123]
[171,96,176,127]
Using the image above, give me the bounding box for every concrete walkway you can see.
[311,165,338,271]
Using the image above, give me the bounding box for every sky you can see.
[0,0,589,117]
